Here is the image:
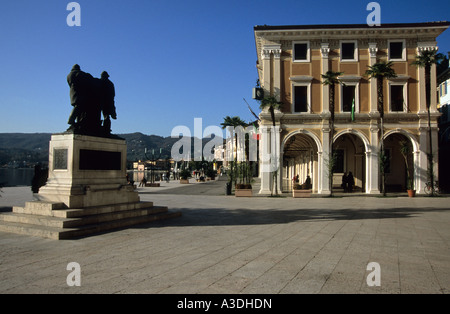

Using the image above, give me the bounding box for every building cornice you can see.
[254,22,449,70]
[254,21,450,32]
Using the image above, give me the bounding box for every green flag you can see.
[351,98,355,122]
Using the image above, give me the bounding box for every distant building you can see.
[254,21,450,195]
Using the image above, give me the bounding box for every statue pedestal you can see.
[0,133,180,239]
[36,133,138,208]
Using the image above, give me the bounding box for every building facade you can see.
[437,55,450,192]
[254,22,450,195]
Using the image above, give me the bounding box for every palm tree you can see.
[411,50,445,196]
[322,71,344,195]
[366,61,397,196]
[221,116,247,187]
[259,96,283,196]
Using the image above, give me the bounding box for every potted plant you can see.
[399,140,415,197]
[235,162,253,197]
[179,168,191,184]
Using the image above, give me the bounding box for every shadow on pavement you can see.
[138,206,450,228]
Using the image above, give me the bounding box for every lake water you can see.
[0,168,35,187]
[0,168,170,187]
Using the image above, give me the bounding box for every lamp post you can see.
[144,148,162,185]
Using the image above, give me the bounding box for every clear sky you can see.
[1,0,449,136]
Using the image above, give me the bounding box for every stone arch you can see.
[382,129,420,192]
[333,128,370,152]
[281,129,323,152]
[281,129,322,193]
[383,129,419,152]
[332,129,370,193]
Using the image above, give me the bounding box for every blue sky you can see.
[1,0,449,136]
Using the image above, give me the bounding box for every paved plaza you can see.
[0,177,449,294]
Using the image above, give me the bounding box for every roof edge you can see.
[254,21,450,31]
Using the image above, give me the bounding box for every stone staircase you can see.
[0,201,181,240]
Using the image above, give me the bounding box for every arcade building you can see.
[254,21,450,195]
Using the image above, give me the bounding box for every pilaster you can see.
[367,123,380,194]
[369,43,378,114]
[261,44,282,98]
[321,43,330,114]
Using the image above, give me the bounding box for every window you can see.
[293,42,310,62]
[294,85,308,112]
[440,82,448,97]
[389,40,406,61]
[339,76,360,114]
[390,85,405,112]
[342,86,356,112]
[340,41,357,61]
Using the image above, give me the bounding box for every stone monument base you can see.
[0,133,180,239]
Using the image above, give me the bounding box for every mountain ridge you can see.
[0,132,223,167]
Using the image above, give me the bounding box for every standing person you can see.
[347,172,355,192]
[342,172,348,192]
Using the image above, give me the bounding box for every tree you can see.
[321,71,344,195]
[221,116,247,187]
[366,61,397,196]
[399,140,414,191]
[259,96,283,196]
[411,50,445,196]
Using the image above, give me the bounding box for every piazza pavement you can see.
[0,176,449,294]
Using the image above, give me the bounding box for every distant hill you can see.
[0,133,51,167]
[0,132,223,167]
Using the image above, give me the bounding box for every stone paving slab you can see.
[0,184,449,294]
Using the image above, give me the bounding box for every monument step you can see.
[0,221,65,240]
[1,205,169,229]
[13,201,154,218]
[0,209,182,240]
[58,210,182,240]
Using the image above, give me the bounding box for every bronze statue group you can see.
[67,64,117,137]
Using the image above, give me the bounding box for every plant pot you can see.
[407,189,416,197]
[180,179,189,184]
[235,188,252,197]
[293,189,312,198]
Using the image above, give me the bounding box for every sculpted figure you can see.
[66,65,116,136]
[67,64,99,130]
[99,71,117,133]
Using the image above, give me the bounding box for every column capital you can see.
[320,43,330,58]
[261,44,282,60]
[417,42,438,54]
[369,42,378,58]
